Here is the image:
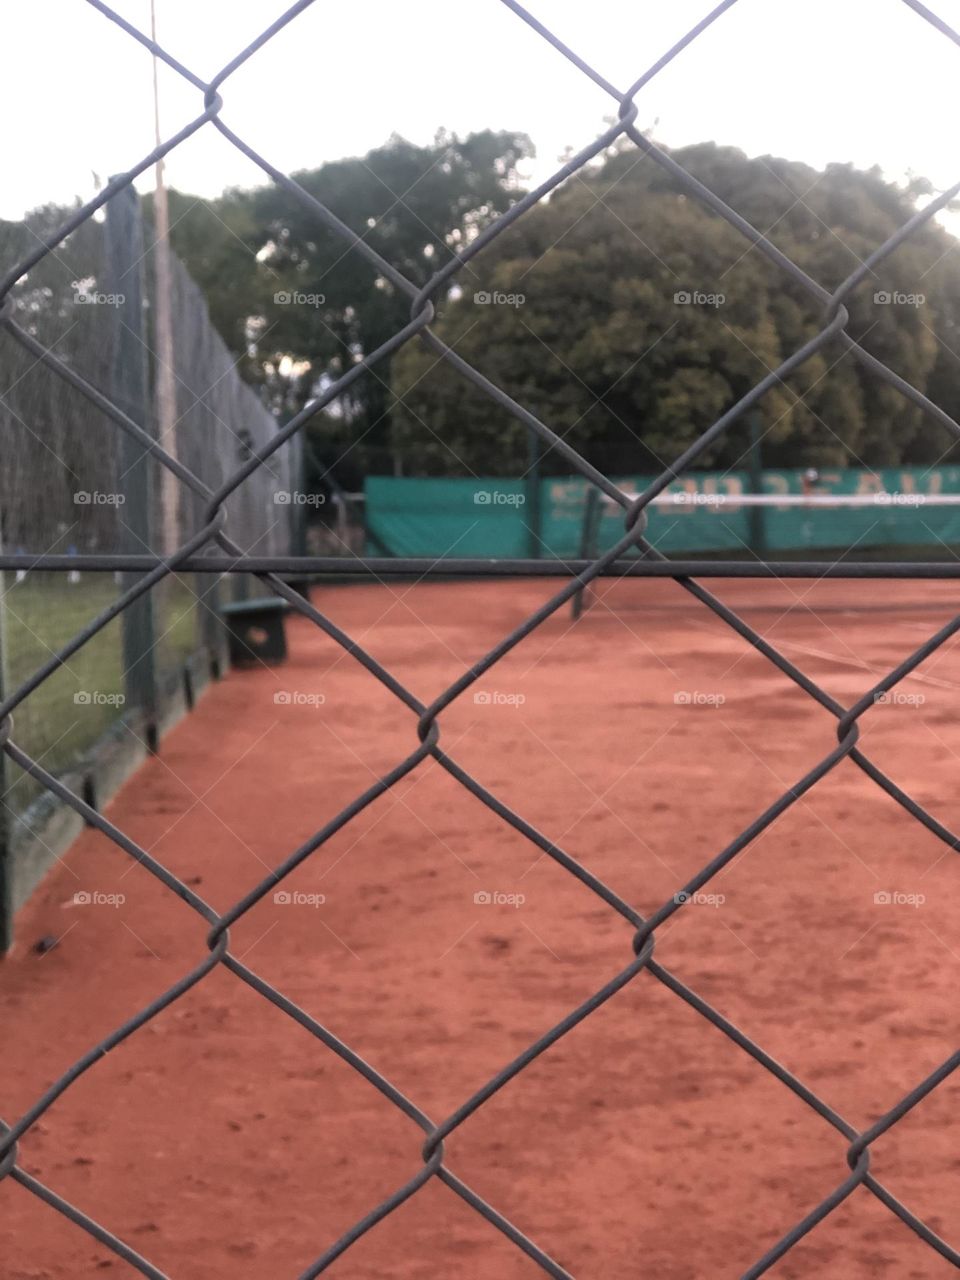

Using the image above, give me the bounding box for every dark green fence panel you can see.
[365,476,529,557]
[367,468,960,559]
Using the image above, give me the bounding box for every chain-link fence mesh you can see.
[0,0,958,1276]
[0,185,297,822]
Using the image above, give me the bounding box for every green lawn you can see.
[1,573,200,813]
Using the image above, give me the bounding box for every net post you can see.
[525,425,543,558]
[748,411,766,556]
[572,486,601,619]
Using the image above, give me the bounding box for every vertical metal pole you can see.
[526,425,542,558]
[747,411,766,557]
[572,486,601,620]
[151,0,180,558]
[105,183,159,746]
[231,427,253,605]
[199,558,227,679]
[0,543,11,952]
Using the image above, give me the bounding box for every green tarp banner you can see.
[365,477,530,557]
[365,468,960,558]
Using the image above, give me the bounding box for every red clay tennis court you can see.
[2,576,957,1279]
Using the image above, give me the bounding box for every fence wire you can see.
[1,1,959,1276]
[0,182,296,827]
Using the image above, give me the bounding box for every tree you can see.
[150,129,534,487]
[389,141,960,476]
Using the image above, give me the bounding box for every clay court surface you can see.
[1,575,958,1279]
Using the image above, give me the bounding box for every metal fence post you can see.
[104,183,159,749]
[0,540,10,953]
[197,554,227,680]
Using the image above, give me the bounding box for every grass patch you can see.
[2,573,200,812]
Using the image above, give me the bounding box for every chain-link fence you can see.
[0,176,298,912]
[1,0,958,1276]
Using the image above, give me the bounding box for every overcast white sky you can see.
[4,0,960,223]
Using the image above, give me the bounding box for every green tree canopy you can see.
[390,141,960,477]
[150,128,533,487]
